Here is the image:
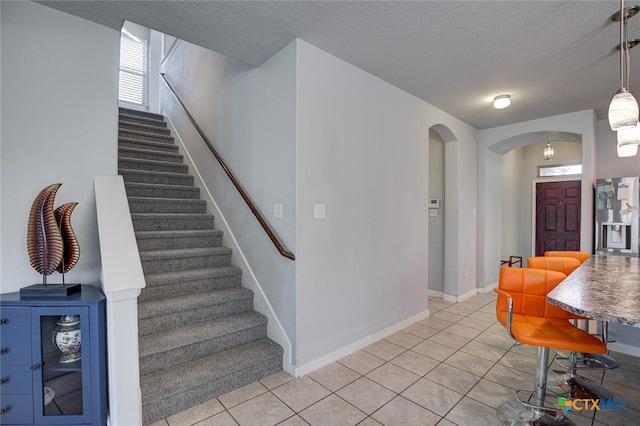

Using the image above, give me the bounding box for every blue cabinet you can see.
[0,286,107,425]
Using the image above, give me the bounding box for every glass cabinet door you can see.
[31,306,91,424]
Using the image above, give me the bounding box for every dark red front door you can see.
[535,181,581,256]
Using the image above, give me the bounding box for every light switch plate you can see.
[314,204,326,219]
[273,204,283,219]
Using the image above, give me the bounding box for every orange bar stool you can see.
[526,257,614,401]
[527,256,581,275]
[542,251,618,370]
[544,250,590,264]
[494,268,607,426]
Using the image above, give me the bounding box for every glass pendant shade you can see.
[617,142,639,157]
[617,122,640,145]
[609,89,639,130]
[543,142,554,161]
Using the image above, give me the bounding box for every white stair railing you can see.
[95,175,146,426]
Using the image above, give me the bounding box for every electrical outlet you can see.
[273,204,283,219]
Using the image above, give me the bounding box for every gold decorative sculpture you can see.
[54,202,80,279]
[22,183,81,297]
[27,183,64,280]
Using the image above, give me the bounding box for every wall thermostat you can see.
[428,198,440,208]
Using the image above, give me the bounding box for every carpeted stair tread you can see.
[139,304,263,357]
[138,311,266,375]
[139,247,231,274]
[118,169,194,186]
[142,265,242,287]
[119,107,165,121]
[131,213,214,233]
[119,128,175,144]
[140,338,282,402]
[135,229,223,251]
[137,290,256,337]
[119,157,188,174]
[139,246,230,261]
[119,113,167,128]
[141,339,282,424]
[138,287,253,320]
[138,266,242,303]
[119,137,178,153]
[125,182,200,199]
[119,120,171,135]
[128,197,207,214]
[119,146,184,163]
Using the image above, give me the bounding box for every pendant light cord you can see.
[621,0,626,90]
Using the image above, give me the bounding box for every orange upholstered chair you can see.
[494,268,607,425]
[544,250,590,264]
[527,256,581,276]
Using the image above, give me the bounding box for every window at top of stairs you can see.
[119,31,148,107]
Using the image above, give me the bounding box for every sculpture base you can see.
[20,283,81,298]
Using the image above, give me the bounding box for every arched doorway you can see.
[428,129,445,295]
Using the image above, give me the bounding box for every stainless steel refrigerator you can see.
[595,176,640,256]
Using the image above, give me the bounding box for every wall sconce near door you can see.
[543,142,555,161]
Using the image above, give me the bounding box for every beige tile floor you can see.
[149,293,640,426]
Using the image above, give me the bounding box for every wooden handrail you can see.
[160,73,295,260]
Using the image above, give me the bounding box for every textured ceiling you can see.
[38,1,638,129]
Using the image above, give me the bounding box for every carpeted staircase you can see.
[117,107,284,425]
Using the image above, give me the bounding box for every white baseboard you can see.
[293,308,431,377]
[428,289,443,298]
[456,288,479,302]
[478,282,498,294]
[607,342,640,358]
[439,288,479,303]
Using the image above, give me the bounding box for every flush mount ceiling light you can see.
[608,1,640,131]
[543,142,555,161]
[493,94,511,109]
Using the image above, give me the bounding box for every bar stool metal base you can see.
[497,401,574,426]
[580,353,618,369]
[547,371,613,401]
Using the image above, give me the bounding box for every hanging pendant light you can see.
[543,142,555,161]
[617,122,640,145]
[609,0,639,131]
[617,143,639,157]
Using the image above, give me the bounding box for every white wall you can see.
[295,40,429,365]
[1,1,120,294]
[160,36,478,369]
[159,39,298,355]
[295,40,478,365]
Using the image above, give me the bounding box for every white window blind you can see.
[119,35,148,105]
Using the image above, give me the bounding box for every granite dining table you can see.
[547,254,640,328]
